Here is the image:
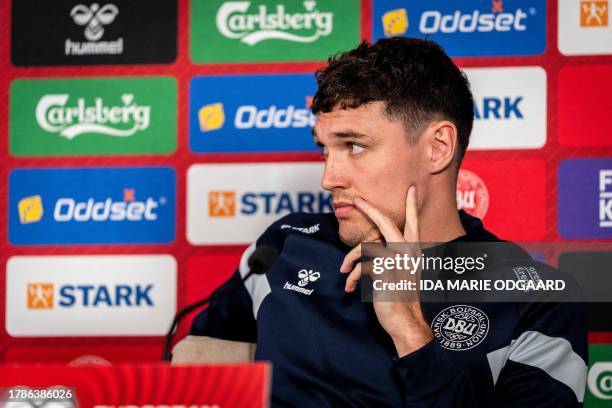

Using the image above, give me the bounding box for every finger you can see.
[341,240,388,273]
[367,242,406,260]
[340,244,362,273]
[403,185,420,242]
[345,262,362,292]
[353,197,404,242]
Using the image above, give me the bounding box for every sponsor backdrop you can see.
[1,0,612,401]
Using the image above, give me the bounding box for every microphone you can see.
[162,244,278,361]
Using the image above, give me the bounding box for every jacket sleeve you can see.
[189,217,287,343]
[393,300,587,407]
[491,300,588,407]
[394,339,480,407]
[189,243,259,343]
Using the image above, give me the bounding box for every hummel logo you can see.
[70,3,119,42]
[297,269,320,287]
[66,3,123,56]
[284,268,320,296]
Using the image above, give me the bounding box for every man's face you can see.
[313,102,428,247]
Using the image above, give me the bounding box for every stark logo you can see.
[209,191,236,217]
[70,3,119,41]
[280,223,320,234]
[580,0,609,27]
[297,269,320,287]
[27,283,54,309]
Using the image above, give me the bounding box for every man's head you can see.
[311,38,474,246]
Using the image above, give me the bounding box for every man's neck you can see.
[418,192,466,243]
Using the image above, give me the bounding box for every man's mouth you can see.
[333,201,355,218]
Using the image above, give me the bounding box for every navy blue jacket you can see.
[191,211,587,407]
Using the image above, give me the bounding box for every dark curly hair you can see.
[311,37,474,165]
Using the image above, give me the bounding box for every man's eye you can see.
[350,144,364,154]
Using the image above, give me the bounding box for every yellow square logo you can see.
[198,103,225,132]
[581,0,609,27]
[209,191,236,217]
[27,283,54,309]
[18,195,44,224]
[382,8,409,37]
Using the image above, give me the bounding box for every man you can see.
[191,38,587,407]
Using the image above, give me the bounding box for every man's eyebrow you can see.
[311,129,372,143]
[332,131,371,140]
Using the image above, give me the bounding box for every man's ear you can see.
[425,121,458,174]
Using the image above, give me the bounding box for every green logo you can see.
[10,77,176,156]
[190,0,360,63]
[587,345,612,407]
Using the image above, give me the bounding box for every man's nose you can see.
[321,158,349,191]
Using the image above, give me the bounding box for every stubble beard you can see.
[338,217,381,247]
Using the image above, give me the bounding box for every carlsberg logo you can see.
[216,1,334,45]
[35,94,151,140]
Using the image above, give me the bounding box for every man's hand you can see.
[339,186,433,357]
